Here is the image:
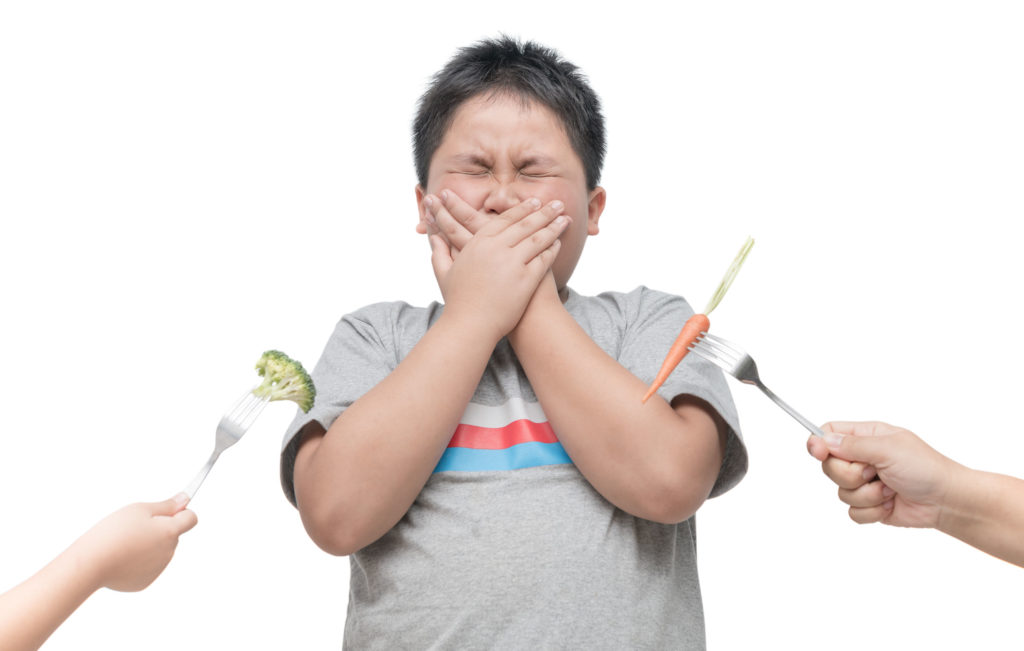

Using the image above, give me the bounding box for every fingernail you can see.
[823,432,843,449]
[882,499,894,510]
[440,190,449,202]
[862,466,877,481]
[882,485,895,498]
[424,196,433,208]
[528,197,541,209]
[174,492,190,508]
[554,216,567,227]
[550,200,564,211]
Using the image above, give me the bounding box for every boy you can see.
[281,37,747,649]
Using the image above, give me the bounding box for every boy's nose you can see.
[482,182,521,215]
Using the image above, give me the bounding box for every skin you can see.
[0,495,197,651]
[293,93,726,556]
[808,421,1024,567]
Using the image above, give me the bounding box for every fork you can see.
[182,390,270,499]
[689,333,824,438]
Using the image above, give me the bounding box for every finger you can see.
[427,194,474,250]
[505,200,565,247]
[524,238,562,277]
[838,479,894,508]
[169,508,199,535]
[821,456,873,490]
[515,215,571,262]
[429,234,454,278]
[494,196,544,225]
[848,501,894,525]
[439,189,491,235]
[807,435,829,461]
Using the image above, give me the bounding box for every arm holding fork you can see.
[808,421,1024,568]
[0,495,197,651]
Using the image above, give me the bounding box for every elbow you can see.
[634,460,717,524]
[639,483,709,525]
[297,498,377,557]
[306,525,362,558]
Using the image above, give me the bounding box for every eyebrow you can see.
[451,153,491,167]
[518,155,557,168]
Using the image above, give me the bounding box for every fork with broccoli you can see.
[183,350,316,499]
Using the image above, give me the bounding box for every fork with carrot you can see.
[642,237,754,403]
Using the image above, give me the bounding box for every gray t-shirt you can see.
[280,286,747,650]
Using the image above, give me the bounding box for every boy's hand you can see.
[423,191,569,342]
[421,189,490,255]
[807,421,959,529]
[71,494,198,592]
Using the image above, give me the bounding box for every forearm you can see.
[0,546,99,651]
[938,466,1024,567]
[508,284,724,523]
[295,311,499,555]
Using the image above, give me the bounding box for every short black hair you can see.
[413,36,606,190]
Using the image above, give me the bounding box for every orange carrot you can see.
[641,313,710,403]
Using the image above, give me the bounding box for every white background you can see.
[1,1,1021,649]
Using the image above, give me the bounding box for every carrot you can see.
[641,313,710,403]
[642,237,754,404]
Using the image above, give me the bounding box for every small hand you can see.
[72,494,198,592]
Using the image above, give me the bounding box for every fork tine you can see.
[692,337,741,365]
[226,390,264,421]
[238,397,269,429]
[230,391,269,427]
[687,343,731,372]
[701,332,745,357]
[225,389,256,417]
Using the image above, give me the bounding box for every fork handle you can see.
[755,382,825,438]
[183,449,222,499]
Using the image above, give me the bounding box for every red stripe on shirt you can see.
[448,419,558,450]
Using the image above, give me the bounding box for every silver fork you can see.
[689,333,824,438]
[183,390,270,499]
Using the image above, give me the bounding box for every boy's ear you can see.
[586,186,606,236]
[415,185,428,234]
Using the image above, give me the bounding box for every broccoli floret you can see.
[253,350,316,412]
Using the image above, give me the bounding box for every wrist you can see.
[508,278,564,348]
[436,305,506,349]
[58,540,106,595]
[934,461,981,535]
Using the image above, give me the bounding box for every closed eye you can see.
[520,170,554,179]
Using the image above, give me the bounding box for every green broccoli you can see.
[253,350,316,412]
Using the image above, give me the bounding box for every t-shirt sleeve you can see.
[616,287,748,497]
[279,307,398,507]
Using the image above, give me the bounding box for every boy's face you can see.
[416,93,605,292]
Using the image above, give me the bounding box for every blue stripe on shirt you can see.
[433,441,572,473]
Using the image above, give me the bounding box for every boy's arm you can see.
[425,191,728,523]
[508,277,726,524]
[293,200,568,556]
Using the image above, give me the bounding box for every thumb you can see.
[149,493,190,516]
[824,431,891,466]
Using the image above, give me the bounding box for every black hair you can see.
[412,36,606,190]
